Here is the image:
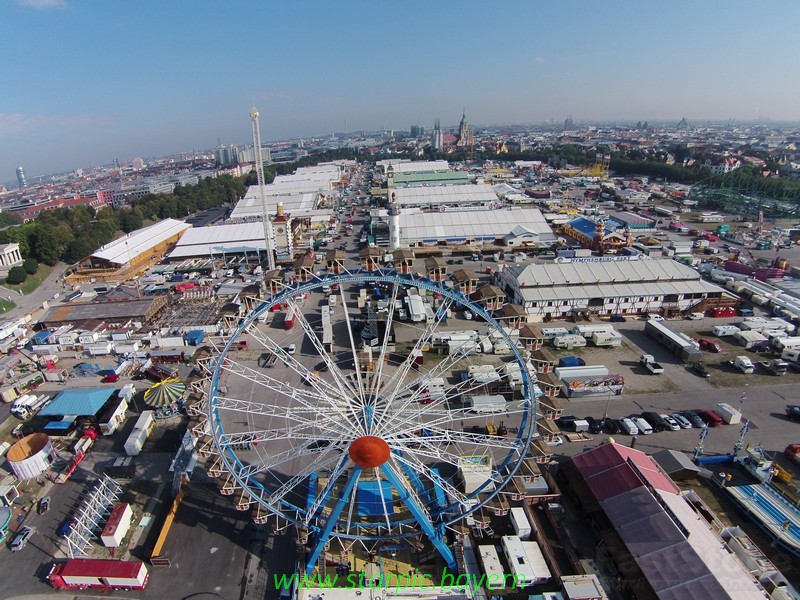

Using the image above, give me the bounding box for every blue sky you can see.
[2,0,799,178]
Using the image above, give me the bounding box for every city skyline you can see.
[3,0,800,178]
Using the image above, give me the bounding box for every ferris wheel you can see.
[199,268,537,574]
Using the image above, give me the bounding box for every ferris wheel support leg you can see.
[379,465,457,573]
[305,466,363,577]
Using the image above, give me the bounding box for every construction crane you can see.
[251,104,276,272]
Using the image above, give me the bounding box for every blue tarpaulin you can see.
[357,481,393,517]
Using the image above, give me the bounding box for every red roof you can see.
[571,442,678,500]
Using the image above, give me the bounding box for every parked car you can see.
[619,417,639,435]
[56,517,77,537]
[287,343,296,355]
[610,314,627,323]
[556,415,577,430]
[696,409,724,427]
[9,526,34,552]
[101,373,120,383]
[660,414,681,431]
[646,314,665,322]
[603,418,621,435]
[37,496,50,515]
[641,412,668,432]
[632,416,654,434]
[698,338,721,352]
[692,363,711,378]
[584,416,603,434]
[750,341,772,353]
[671,412,693,429]
[681,410,705,428]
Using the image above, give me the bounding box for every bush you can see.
[6,266,27,284]
[23,258,38,275]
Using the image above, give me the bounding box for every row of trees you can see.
[0,149,357,271]
[0,174,247,268]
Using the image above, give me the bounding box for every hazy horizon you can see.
[3,0,800,179]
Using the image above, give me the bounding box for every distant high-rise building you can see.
[215,144,240,166]
[431,120,443,151]
[16,165,27,189]
[564,116,574,130]
[410,124,425,137]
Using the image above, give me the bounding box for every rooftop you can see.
[168,222,267,258]
[39,387,116,417]
[570,442,764,600]
[91,219,191,265]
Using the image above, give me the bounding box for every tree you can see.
[6,266,27,285]
[23,258,38,274]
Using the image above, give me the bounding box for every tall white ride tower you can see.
[251,105,276,272]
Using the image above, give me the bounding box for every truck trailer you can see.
[48,559,149,590]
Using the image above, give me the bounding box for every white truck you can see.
[732,355,755,374]
[639,354,664,374]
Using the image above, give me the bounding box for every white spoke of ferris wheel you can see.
[403,424,520,450]
[382,297,453,401]
[369,284,399,400]
[386,360,499,424]
[284,296,361,402]
[383,332,467,417]
[238,445,338,479]
[394,402,530,436]
[306,454,352,523]
[344,472,360,535]
[338,285,367,406]
[266,451,342,505]
[220,357,335,406]
[245,325,352,407]
[390,437,482,475]
[218,427,348,447]
[391,451,469,507]
[374,467,393,533]
[213,396,341,431]
[383,459,431,521]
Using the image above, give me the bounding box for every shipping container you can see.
[48,559,149,590]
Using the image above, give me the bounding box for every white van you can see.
[619,418,638,435]
[633,417,653,435]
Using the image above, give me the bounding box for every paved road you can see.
[2,262,69,321]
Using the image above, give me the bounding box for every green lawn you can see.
[0,299,15,313]
[3,263,54,295]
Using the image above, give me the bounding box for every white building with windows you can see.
[497,258,728,321]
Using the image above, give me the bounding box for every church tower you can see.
[457,110,469,147]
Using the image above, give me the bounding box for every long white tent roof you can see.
[230,189,320,221]
[392,183,498,207]
[507,259,725,303]
[399,207,556,244]
[167,222,267,258]
[91,218,191,266]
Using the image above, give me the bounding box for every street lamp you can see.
[739,383,749,414]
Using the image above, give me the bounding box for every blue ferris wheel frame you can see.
[207,267,538,540]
